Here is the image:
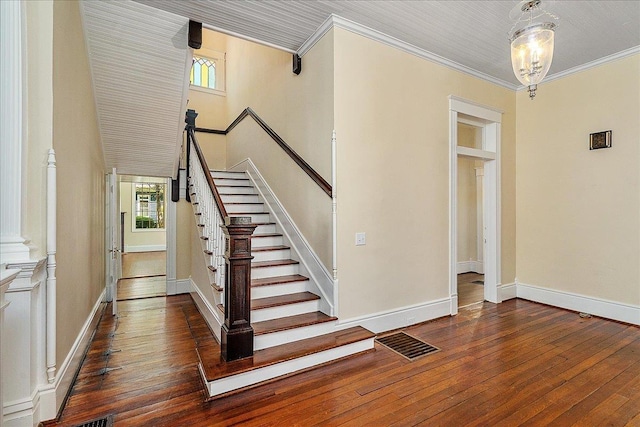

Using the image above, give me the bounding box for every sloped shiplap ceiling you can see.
[135,0,640,87]
[81,0,191,178]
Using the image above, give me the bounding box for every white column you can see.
[475,167,484,274]
[331,130,338,317]
[0,269,19,427]
[0,0,30,264]
[46,150,57,383]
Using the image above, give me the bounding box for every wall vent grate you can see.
[376,332,440,361]
[72,414,114,427]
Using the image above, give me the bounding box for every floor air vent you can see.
[72,415,114,427]
[376,332,440,361]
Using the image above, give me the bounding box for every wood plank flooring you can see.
[458,272,485,307]
[47,296,640,426]
[121,251,166,279]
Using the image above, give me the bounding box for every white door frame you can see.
[106,169,121,315]
[449,96,502,314]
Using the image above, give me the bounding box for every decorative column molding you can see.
[331,130,339,317]
[3,258,46,427]
[0,269,19,427]
[0,0,30,264]
[46,149,57,383]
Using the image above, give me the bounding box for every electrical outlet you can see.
[355,232,366,246]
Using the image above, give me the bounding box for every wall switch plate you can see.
[355,232,366,246]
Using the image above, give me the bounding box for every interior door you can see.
[107,168,121,315]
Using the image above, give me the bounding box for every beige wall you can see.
[334,28,516,319]
[176,199,192,279]
[516,54,640,306]
[120,182,167,251]
[24,1,54,259]
[51,0,105,366]
[224,30,336,268]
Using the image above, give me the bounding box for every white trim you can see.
[516,282,640,326]
[457,261,484,274]
[167,278,191,296]
[299,15,517,90]
[229,159,335,316]
[123,244,166,253]
[337,297,451,333]
[189,278,222,342]
[519,45,640,90]
[4,289,106,425]
[201,337,374,398]
[165,178,177,296]
[500,282,517,301]
[456,146,496,160]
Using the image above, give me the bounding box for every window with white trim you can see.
[190,48,225,95]
[133,183,165,230]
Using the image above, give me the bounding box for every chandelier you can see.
[509,0,558,99]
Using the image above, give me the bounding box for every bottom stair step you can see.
[196,326,376,399]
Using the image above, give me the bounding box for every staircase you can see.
[193,170,375,399]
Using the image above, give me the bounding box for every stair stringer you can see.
[229,158,335,316]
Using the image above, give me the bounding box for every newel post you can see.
[221,216,256,361]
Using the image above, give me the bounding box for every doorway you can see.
[457,149,485,308]
[118,176,168,300]
[449,96,502,315]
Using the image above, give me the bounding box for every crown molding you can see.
[516,45,640,91]
[298,14,518,91]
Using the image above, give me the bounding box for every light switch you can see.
[355,232,366,246]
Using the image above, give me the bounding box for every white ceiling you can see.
[81,0,191,178]
[134,0,640,88]
[81,1,639,178]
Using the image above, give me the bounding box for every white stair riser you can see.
[251,299,319,322]
[254,224,276,235]
[251,264,298,279]
[210,171,246,179]
[251,280,309,299]
[251,248,290,263]
[221,194,261,203]
[217,186,256,195]
[202,338,375,398]
[254,321,338,350]
[213,178,251,187]
[251,235,284,248]
[233,213,271,223]
[226,204,265,213]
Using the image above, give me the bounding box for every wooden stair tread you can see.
[252,259,299,268]
[252,233,282,238]
[252,292,319,310]
[225,202,263,205]
[253,312,337,335]
[252,274,309,287]
[197,326,375,382]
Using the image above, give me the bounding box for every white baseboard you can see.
[124,245,166,253]
[500,282,517,301]
[457,260,484,274]
[337,297,451,333]
[189,278,222,341]
[14,289,107,425]
[517,282,640,326]
[230,159,335,316]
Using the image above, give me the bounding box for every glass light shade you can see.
[510,22,555,99]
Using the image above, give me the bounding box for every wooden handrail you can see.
[195,107,332,198]
[188,127,228,218]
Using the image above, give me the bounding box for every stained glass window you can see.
[190,55,216,89]
[189,49,225,94]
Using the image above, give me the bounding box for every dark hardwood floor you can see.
[47,296,640,426]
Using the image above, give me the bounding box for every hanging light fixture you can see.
[509,0,558,99]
